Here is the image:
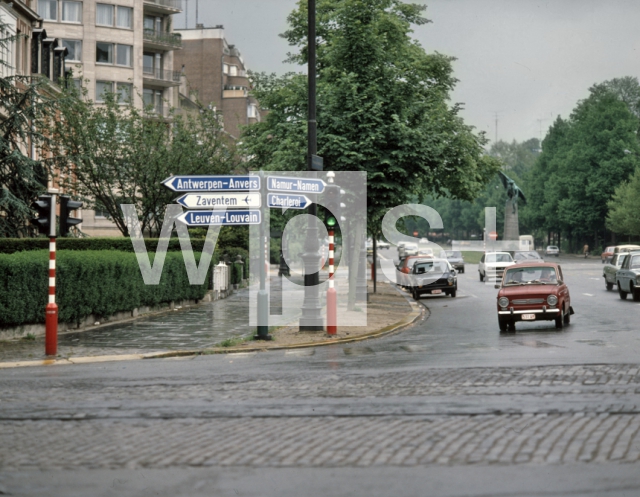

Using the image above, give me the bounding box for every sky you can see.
[175,0,640,145]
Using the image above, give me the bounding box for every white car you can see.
[545,245,560,257]
[479,252,515,281]
[399,242,418,259]
[377,240,390,249]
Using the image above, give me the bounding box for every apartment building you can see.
[174,24,260,140]
[35,0,183,234]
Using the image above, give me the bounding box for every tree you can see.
[0,24,58,237]
[241,0,500,234]
[46,86,239,237]
[607,167,640,238]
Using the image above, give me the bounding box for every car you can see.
[398,242,418,259]
[496,262,573,332]
[613,244,640,257]
[601,246,616,264]
[513,251,544,263]
[397,255,435,287]
[408,258,457,299]
[615,250,640,301]
[377,239,390,249]
[603,252,628,290]
[545,245,560,257]
[417,247,434,257]
[442,250,465,273]
[478,252,515,282]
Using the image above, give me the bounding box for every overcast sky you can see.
[175,0,640,145]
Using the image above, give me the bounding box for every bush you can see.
[0,250,211,327]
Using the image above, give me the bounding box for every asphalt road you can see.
[1,253,639,497]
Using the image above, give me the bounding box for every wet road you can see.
[2,254,640,497]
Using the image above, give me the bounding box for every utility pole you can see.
[196,0,199,27]
[493,111,500,144]
[184,0,188,29]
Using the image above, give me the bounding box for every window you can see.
[96,42,113,63]
[143,88,163,113]
[116,82,132,103]
[116,6,133,29]
[62,40,82,61]
[72,78,82,90]
[247,104,258,119]
[61,1,82,22]
[222,63,229,74]
[143,15,155,31]
[0,12,16,78]
[116,44,132,67]
[96,81,113,102]
[96,4,114,26]
[229,65,237,76]
[38,0,58,21]
[143,53,154,73]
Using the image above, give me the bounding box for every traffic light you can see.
[322,184,342,228]
[31,195,55,236]
[59,196,83,236]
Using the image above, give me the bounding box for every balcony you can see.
[223,85,248,98]
[143,0,182,14]
[143,66,181,87]
[143,29,182,51]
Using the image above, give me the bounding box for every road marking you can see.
[589,278,600,281]
[583,293,595,297]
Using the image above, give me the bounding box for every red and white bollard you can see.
[45,237,58,356]
[327,229,337,335]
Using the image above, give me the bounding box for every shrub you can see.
[0,250,211,327]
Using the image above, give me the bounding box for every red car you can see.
[496,262,573,333]
[397,255,434,287]
[601,246,616,264]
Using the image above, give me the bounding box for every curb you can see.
[0,300,424,369]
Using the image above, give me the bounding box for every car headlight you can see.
[547,295,558,306]
[498,297,509,308]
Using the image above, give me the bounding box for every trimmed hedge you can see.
[0,250,212,327]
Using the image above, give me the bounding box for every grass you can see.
[217,335,253,348]
[461,251,483,264]
[22,333,36,341]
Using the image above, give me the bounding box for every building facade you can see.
[36,0,183,235]
[174,25,260,140]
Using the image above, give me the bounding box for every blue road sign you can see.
[176,210,261,226]
[162,175,260,192]
[267,175,325,194]
[267,193,312,210]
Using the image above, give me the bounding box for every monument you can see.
[498,171,526,241]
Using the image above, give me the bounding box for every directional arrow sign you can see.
[177,210,261,226]
[267,193,312,210]
[176,192,261,209]
[267,175,325,194]
[162,175,260,192]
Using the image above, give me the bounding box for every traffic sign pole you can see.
[256,171,271,340]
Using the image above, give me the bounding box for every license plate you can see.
[522,314,535,320]
[432,289,442,294]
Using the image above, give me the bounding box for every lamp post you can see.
[299,0,323,331]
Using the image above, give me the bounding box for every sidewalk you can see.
[0,278,421,366]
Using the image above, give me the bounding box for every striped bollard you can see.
[45,237,58,356]
[327,229,337,335]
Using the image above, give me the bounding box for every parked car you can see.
[479,252,515,282]
[377,239,390,249]
[496,262,573,332]
[398,242,418,259]
[615,250,640,301]
[513,251,544,263]
[442,250,465,273]
[601,246,616,264]
[613,245,640,257]
[603,252,629,290]
[408,259,457,299]
[397,256,434,287]
[545,245,560,257]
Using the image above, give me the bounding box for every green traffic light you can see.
[326,216,337,227]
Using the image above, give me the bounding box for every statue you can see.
[497,171,526,240]
[498,171,526,214]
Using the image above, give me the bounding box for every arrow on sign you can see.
[176,192,262,209]
[162,175,260,192]
[267,193,312,210]
[176,210,262,226]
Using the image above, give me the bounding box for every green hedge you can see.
[0,250,212,327]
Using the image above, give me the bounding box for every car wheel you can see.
[606,281,613,291]
[479,271,484,282]
[412,289,419,300]
[632,284,640,302]
[563,307,571,325]
[508,321,516,332]
[618,284,628,300]
[499,320,508,333]
[602,259,605,264]
[555,308,564,329]
[450,289,457,298]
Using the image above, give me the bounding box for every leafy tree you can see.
[0,24,57,237]
[607,167,640,238]
[46,86,239,237]
[241,0,500,234]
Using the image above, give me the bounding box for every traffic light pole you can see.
[327,228,337,335]
[46,194,58,356]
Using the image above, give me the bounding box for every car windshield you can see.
[631,255,640,270]
[407,258,432,268]
[404,243,417,250]
[445,251,462,258]
[548,246,558,250]
[414,262,448,274]
[504,266,558,286]
[514,252,541,260]
[487,253,513,263]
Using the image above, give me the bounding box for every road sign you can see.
[267,175,325,194]
[176,210,261,226]
[267,193,312,210]
[176,192,261,209]
[489,231,498,240]
[162,175,260,192]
